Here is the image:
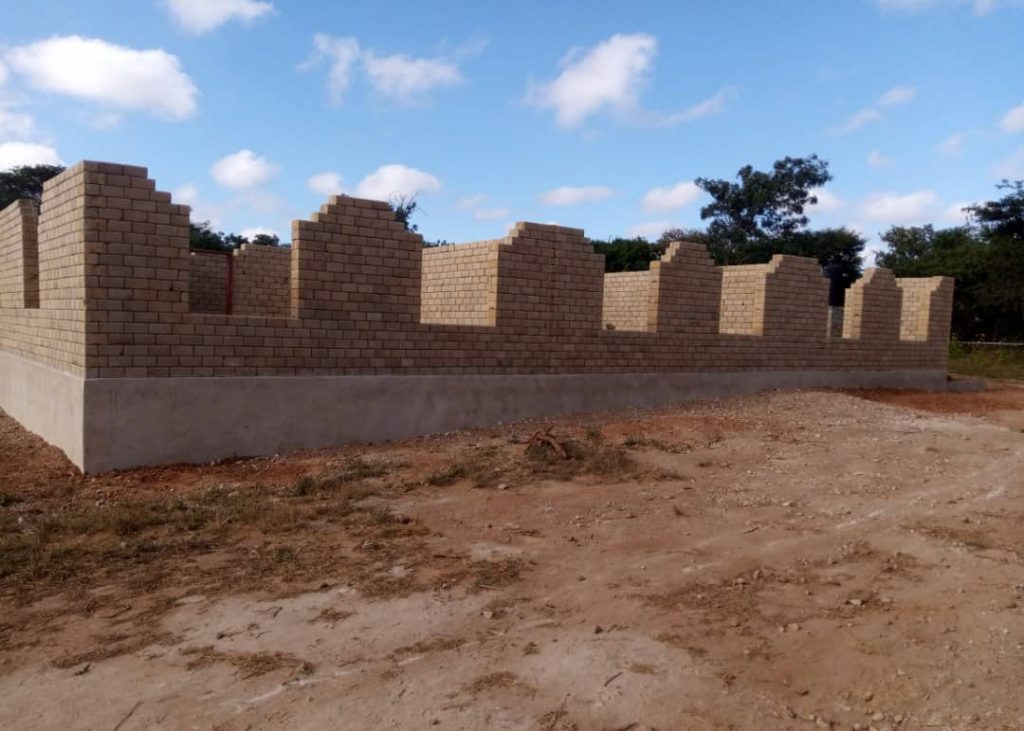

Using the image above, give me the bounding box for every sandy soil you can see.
[1,383,1023,730]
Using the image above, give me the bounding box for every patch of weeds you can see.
[471,558,527,592]
[182,645,309,679]
[311,607,353,625]
[273,545,297,563]
[426,464,467,486]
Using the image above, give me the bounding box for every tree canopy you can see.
[188,222,281,251]
[0,164,66,210]
[876,180,1024,341]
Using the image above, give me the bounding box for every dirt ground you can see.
[1,382,1023,731]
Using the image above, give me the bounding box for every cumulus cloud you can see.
[528,33,657,128]
[0,106,36,139]
[363,51,462,103]
[165,0,273,34]
[5,36,198,120]
[302,35,361,106]
[862,190,937,223]
[628,221,673,239]
[830,86,915,134]
[808,188,845,213]
[303,35,465,106]
[0,60,7,86]
[1000,101,1024,133]
[540,185,614,206]
[306,171,343,197]
[354,164,441,201]
[0,141,61,170]
[875,0,1023,14]
[211,149,278,189]
[641,181,701,212]
[867,150,890,168]
[527,33,731,129]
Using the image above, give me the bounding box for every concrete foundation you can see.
[4,366,933,472]
[0,349,84,467]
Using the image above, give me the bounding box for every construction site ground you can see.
[1,381,1023,730]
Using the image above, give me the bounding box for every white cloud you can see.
[941,201,973,224]
[0,106,36,139]
[1000,101,1024,133]
[540,185,614,206]
[211,149,278,189]
[5,36,199,120]
[877,86,916,106]
[875,0,1023,14]
[363,51,462,103]
[473,207,510,221]
[303,34,361,106]
[808,187,845,213]
[354,164,441,200]
[240,226,279,240]
[830,86,915,134]
[862,190,938,223]
[641,181,701,212]
[628,220,673,239]
[831,108,882,134]
[867,150,890,168]
[996,146,1024,177]
[165,0,273,34]
[939,131,968,154]
[643,86,737,127]
[0,60,7,86]
[0,141,61,170]
[173,183,199,205]
[528,33,657,128]
[307,171,343,197]
[456,193,487,210]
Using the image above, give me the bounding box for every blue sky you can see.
[1,0,1022,259]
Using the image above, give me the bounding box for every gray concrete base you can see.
[0,349,84,467]
[79,368,948,473]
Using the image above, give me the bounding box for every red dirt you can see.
[1,386,1023,730]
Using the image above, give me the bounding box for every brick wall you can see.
[421,241,499,326]
[189,251,228,313]
[0,200,38,309]
[602,271,650,331]
[0,160,956,380]
[233,244,290,317]
[843,268,901,341]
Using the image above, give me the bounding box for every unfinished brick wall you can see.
[650,242,722,335]
[421,241,499,326]
[494,223,604,332]
[602,271,649,331]
[843,268,901,341]
[0,160,956,381]
[233,244,290,317]
[0,200,38,309]
[719,257,828,341]
[897,278,955,343]
[189,251,228,313]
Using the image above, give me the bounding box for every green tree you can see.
[696,155,832,264]
[391,196,419,233]
[0,164,66,210]
[592,237,668,272]
[189,222,233,252]
[967,180,1024,241]
[249,233,281,246]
